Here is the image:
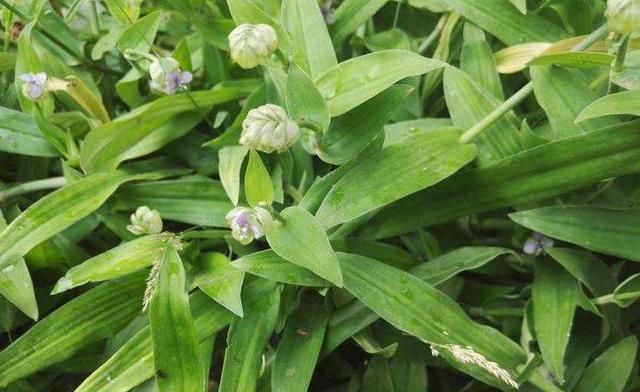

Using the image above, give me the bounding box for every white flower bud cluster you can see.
[228,23,279,69]
[240,104,300,153]
[149,57,192,95]
[607,0,640,34]
[127,206,163,235]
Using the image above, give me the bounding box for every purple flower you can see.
[226,206,274,245]
[149,57,192,95]
[523,232,554,255]
[19,72,47,100]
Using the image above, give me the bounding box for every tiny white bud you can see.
[228,23,279,69]
[607,0,640,34]
[19,72,48,101]
[240,104,300,153]
[226,206,274,245]
[148,57,192,95]
[127,206,163,235]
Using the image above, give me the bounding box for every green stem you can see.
[0,177,67,203]
[88,0,100,36]
[459,23,609,144]
[2,10,12,88]
[419,13,447,55]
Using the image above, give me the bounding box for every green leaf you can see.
[316,128,476,229]
[318,85,412,165]
[0,107,58,157]
[245,150,274,207]
[219,281,280,392]
[530,66,618,138]
[441,0,568,45]
[0,273,145,387]
[573,336,638,392]
[530,52,614,68]
[105,0,143,24]
[282,0,337,78]
[194,252,244,317]
[117,10,163,54]
[460,23,504,100]
[338,252,525,389]
[612,274,640,307]
[577,89,640,122]
[232,250,329,287]
[149,246,205,392]
[267,206,343,286]
[546,248,616,297]
[226,0,293,54]
[509,0,526,13]
[0,211,37,320]
[52,233,173,294]
[510,206,640,262]
[80,81,258,173]
[331,0,389,45]
[314,50,445,116]
[286,63,330,131]
[116,176,233,227]
[272,292,329,392]
[443,67,521,164]
[15,22,54,115]
[533,259,578,384]
[363,121,640,239]
[219,146,249,205]
[361,356,395,392]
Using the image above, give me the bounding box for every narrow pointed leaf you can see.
[195,253,244,317]
[219,146,249,205]
[245,150,274,207]
[573,337,638,392]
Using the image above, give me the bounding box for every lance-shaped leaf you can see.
[149,247,205,392]
[363,121,640,239]
[330,0,389,46]
[0,107,58,157]
[510,206,640,262]
[316,128,476,229]
[194,253,244,317]
[286,63,330,131]
[244,150,274,207]
[314,50,445,116]
[338,252,525,389]
[0,273,145,387]
[117,10,162,54]
[272,292,329,392]
[52,233,174,294]
[219,146,249,205]
[577,89,640,122]
[232,250,329,287]
[573,336,638,392]
[266,206,343,286]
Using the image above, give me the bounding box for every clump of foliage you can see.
[1,0,640,391]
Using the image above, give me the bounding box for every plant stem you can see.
[459,23,609,144]
[419,13,447,54]
[0,177,67,203]
[88,0,100,36]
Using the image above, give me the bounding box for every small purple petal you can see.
[523,239,539,255]
[178,71,192,85]
[28,85,44,99]
[19,73,34,82]
[34,72,47,84]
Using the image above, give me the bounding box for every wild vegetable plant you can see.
[0,0,640,391]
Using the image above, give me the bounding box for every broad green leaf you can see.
[232,250,328,287]
[443,67,521,164]
[316,128,477,229]
[0,107,58,157]
[245,150,274,207]
[339,253,525,389]
[282,0,337,78]
[510,206,640,262]
[219,146,249,205]
[577,89,640,121]
[383,118,454,147]
[530,66,617,138]
[194,253,244,317]
[81,81,258,173]
[76,290,234,392]
[272,292,329,392]
[573,336,638,392]
[530,52,614,68]
[361,356,395,392]
[219,281,280,392]
[51,233,173,294]
[612,274,640,307]
[116,176,233,227]
[286,63,330,131]
[509,0,526,13]
[0,273,145,387]
[460,23,504,100]
[267,206,343,286]
[105,0,143,24]
[331,0,389,45]
[318,85,412,165]
[331,238,418,271]
[363,121,640,239]
[324,247,511,355]
[546,248,616,296]
[441,0,568,45]
[149,247,205,392]
[117,11,163,54]
[314,50,445,116]
[533,259,578,384]
[0,211,37,320]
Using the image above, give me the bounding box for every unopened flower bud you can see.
[226,206,274,245]
[149,57,192,95]
[606,0,640,34]
[240,104,300,153]
[19,72,48,101]
[128,206,163,235]
[228,23,279,69]
[523,232,554,255]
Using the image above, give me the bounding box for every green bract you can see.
[0,1,639,392]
